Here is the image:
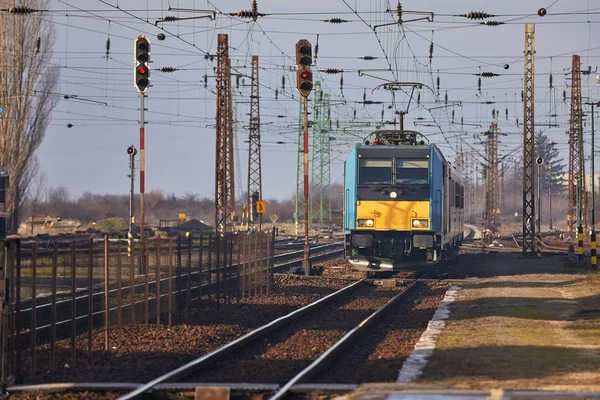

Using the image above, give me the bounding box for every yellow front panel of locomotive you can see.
[356,200,430,230]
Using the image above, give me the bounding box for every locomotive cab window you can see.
[359,159,393,184]
[395,159,429,185]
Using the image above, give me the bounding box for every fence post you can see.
[0,240,9,390]
[104,235,109,351]
[117,239,122,334]
[176,235,182,325]
[144,240,149,329]
[50,241,57,372]
[208,234,213,301]
[87,238,93,360]
[168,238,173,327]
[155,238,161,328]
[14,240,21,382]
[30,242,37,380]
[70,240,77,366]
[185,234,192,321]
[129,239,136,326]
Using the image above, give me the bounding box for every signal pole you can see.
[127,146,137,257]
[134,35,150,271]
[139,92,146,265]
[295,39,314,275]
[303,96,310,274]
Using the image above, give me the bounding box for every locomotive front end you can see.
[344,131,447,271]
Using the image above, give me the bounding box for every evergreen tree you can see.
[534,131,566,195]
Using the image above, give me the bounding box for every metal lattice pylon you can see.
[295,97,306,237]
[215,34,235,236]
[489,122,500,227]
[310,82,332,226]
[322,93,332,224]
[310,81,323,225]
[568,54,584,237]
[522,24,537,255]
[247,55,262,222]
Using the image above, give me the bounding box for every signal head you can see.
[295,39,312,67]
[134,35,151,93]
[296,67,313,98]
[536,157,544,165]
[127,145,137,155]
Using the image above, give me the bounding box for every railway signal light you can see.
[296,39,312,67]
[295,39,313,98]
[134,35,150,93]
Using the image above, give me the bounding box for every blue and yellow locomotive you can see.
[344,130,464,271]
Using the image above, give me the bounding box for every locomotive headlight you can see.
[389,190,397,199]
[412,219,428,228]
[357,219,374,227]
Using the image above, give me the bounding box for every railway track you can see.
[116,268,444,400]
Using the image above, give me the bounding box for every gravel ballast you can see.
[19,273,355,384]
[189,283,405,383]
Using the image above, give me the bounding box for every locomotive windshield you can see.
[358,158,429,186]
[358,158,392,184]
[396,159,429,185]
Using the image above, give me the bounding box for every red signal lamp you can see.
[138,66,147,75]
[300,71,309,79]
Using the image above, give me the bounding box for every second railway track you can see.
[117,268,452,400]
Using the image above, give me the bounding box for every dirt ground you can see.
[421,250,600,391]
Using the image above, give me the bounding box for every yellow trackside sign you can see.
[256,200,266,214]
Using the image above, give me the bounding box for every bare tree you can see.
[26,170,47,235]
[0,0,59,232]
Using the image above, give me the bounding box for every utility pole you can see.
[215,33,235,237]
[247,55,262,227]
[522,24,538,256]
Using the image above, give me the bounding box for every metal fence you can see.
[0,230,274,385]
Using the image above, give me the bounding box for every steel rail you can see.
[117,277,365,400]
[269,276,423,400]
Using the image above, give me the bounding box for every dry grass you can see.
[419,255,600,391]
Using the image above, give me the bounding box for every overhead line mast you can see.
[522,23,538,257]
[568,55,584,247]
[215,33,235,237]
[247,55,262,225]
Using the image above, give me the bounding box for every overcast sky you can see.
[34,0,600,200]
